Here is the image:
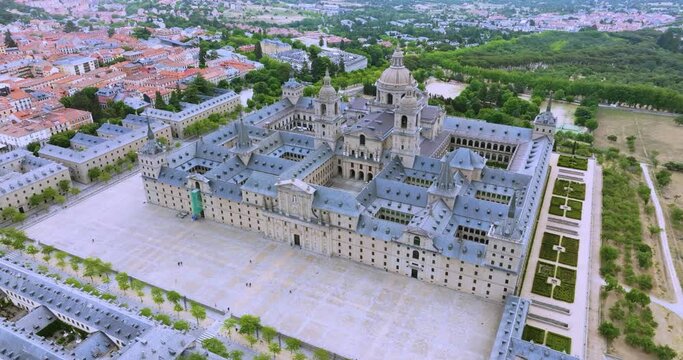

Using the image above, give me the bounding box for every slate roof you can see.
[0,150,67,196]
[489,296,578,360]
[142,90,238,123]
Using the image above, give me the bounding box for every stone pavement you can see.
[25,174,503,360]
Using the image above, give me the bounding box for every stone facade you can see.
[139,48,556,302]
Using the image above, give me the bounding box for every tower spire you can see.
[237,112,251,149]
[436,161,454,191]
[391,46,404,67]
[146,118,154,140]
[546,92,553,112]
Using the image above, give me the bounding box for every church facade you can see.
[139,48,556,302]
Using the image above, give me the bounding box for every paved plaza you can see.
[25,174,503,360]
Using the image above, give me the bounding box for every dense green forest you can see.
[450,30,683,92]
[407,30,683,112]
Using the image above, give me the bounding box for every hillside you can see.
[450,30,683,92]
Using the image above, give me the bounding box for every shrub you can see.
[174,320,190,331]
[521,325,545,344]
[557,155,588,170]
[140,308,153,318]
[545,332,572,353]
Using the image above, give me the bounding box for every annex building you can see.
[139,48,556,302]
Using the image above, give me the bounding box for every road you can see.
[640,163,683,317]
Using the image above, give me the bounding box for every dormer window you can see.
[413,236,421,246]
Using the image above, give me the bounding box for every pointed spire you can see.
[546,92,553,112]
[323,68,331,85]
[436,161,454,191]
[146,118,154,140]
[507,192,517,219]
[237,113,251,149]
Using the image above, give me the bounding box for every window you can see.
[401,115,408,129]
[413,236,420,246]
[360,134,366,146]
[412,250,419,259]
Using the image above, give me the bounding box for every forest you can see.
[406,30,683,112]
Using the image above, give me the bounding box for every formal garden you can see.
[548,196,583,220]
[531,260,577,303]
[521,324,572,353]
[557,155,588,171]
[538,232,580,267]
[552,179,586,200]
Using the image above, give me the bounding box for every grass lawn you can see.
[558,237,579,267]
[565,199,583,220]
[522,325,546,344]
[557,155,588,171]
[549,196,566,217]
[531,261,556,298]
[545,331,572,353]
[553,179,586,200]
[539,232,561,262]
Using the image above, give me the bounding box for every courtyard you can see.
[25,174,503,360]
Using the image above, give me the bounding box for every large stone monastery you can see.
[139,48,556,301]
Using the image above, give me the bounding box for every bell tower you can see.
[391,88,421,168]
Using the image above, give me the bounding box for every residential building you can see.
[260,39,292,55]
[52,56,98,75]
[0,149,70,213]
[39,116,171,183]
[141,90,240,138]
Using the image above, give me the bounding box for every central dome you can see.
[378,47,413,88]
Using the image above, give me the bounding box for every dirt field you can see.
[594,108,681,163]
[595,108,683,295]
[602,296,683,360]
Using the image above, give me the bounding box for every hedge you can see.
[522,325,546,344]
[545,332,572,353]
[532,274,553,297]
[553,282,575,303]
[565,199,583,220]
[549,196,566,216]
[558,237,579,267]
[539,232,561,262]
[554,180,586,200]
[557,155,588,171]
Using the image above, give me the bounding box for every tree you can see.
[173,302,183,316]
[254,42,263,60]
[199,45,207,68]
[269,343,281,358]
[64,20,78,33]
[245,334,258,348]
[55,251,67,269]
[202,338,227,354]
[132,27,152,40]
[285,337,301,353]
[131,279,145,301]
[238,315,262,336]
[115,272,130,293]
[1,207,19,222]
[25,245,39,259]
[4,30,17,48]
[107,27,115,38]
[599,321,620,342]
[229,350,244,360]
[166,290,181,304]
[675,115,683,126]
[262,326,277,343]
[293,353,307,360]
[83,257,111,283]
[223,317,238,338]
[41,245,55,262]
[656,169,672,187]
[190,302,206,325]
[26,141,40,155]
[174,320,190,331]
[57,180,71,194]
[29,193,44,208]
[69,256,80,272]
[313,349,330,360]
[338,57,346,73]
[154,91,168,110]
[88,167,102,181]
[151,287,165,309]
